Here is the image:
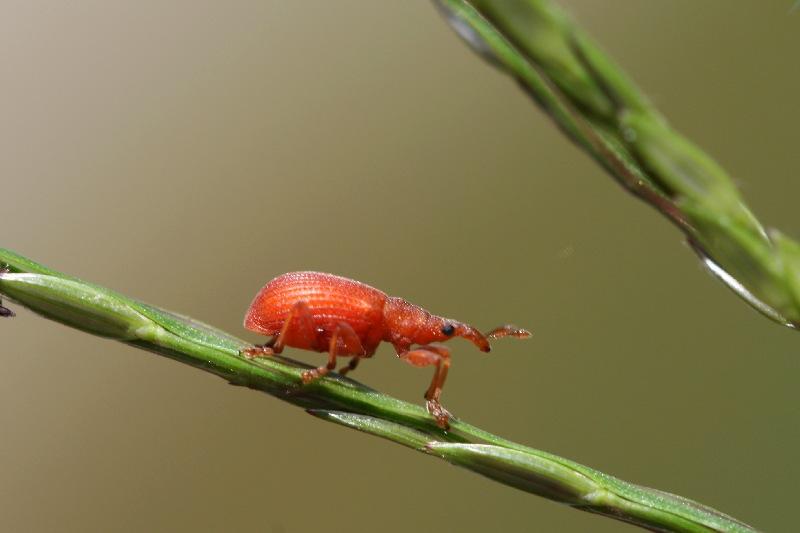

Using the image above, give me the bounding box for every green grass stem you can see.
[0,248,755,532]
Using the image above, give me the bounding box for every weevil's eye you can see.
[441,324,456,336]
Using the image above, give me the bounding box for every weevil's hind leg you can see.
[240,337,275,358]
[399,344,452,429]
[241,300,315,359]
[302,322,364,383]
[300,348,337,384]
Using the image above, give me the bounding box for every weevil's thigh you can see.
[274,300,318,351]
[334,321,366,356]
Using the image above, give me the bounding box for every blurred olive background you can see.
[2,1,799,531]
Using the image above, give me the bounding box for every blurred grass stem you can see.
[434,0,800,330]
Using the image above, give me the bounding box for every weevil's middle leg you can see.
[301,322,364,384]
[335,323,366,376]
[399,344,452,429]
[300,346,337,384]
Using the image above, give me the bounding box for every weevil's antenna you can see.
[484,325,531,340]
[0,266,14,318]
[455,323,491,352]
[456,323,531,353]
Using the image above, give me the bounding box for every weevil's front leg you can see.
[301,321,364,384]
[399,344,452,429]
[241,300,315,358]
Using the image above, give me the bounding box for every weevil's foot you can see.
[426,400,452,430]
[300,368,328,384]
[241,345,275,359]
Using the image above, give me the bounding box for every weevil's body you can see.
[245,272,387,356]
[243,271,530,428]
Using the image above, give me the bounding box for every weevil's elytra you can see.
[242,271,531,429]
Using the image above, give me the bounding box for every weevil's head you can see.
[383,297,531,351]
[419,320,490,352]
[430,319,532,352]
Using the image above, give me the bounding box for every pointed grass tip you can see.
[0,266,14,317]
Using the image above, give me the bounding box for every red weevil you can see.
[241,271,530,429]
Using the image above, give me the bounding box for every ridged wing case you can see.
[244,271,387,353]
